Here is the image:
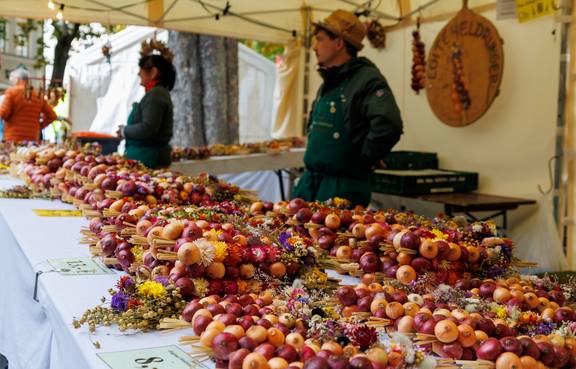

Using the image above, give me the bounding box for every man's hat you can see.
[314,9,366,51]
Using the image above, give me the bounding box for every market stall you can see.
[1,2,576,369]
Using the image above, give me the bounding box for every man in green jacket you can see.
[292,9,403,207]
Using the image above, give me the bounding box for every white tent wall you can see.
[308,10,567,271]
[64,26,275,142]
[64,26,163,133]
[238,45,276,143]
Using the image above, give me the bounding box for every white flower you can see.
[193,238,215,266]
[391,332,412,348]
[418,356,437,369]
[438,284,451,292]
[292,279,305,289]
[405,348,415,364]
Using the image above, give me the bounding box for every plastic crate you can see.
[372,169,479,195]
[383,151,439,170]
[75,137,121,155]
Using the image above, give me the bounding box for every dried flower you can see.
[192,278,209,297]
[223,280,238,295]
[225,242,243,266]
[346,324,378,350]
[211,241,228,262]
[117,275,135,290]
[208,280,223,295]
[194,238,215,266]
[111,292,128,312]
[137,281,166,298]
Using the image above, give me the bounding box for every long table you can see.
[0,177,197,369]
[170,149,305,201]
[170,148,305,175]
[0,173,359,369]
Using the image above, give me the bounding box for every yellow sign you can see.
[33,209,83,217]
[515,0,556,23]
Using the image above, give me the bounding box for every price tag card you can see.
[97,345,199,369]
[515,0,555,22]
[48,257,114,275]
[33,209,83,217]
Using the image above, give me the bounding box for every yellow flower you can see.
[304,268,328,288]
[204,229,222,241]
[237,280,248,294]
[333,197,350,207]
[132,245,144,264]
[137,281,166,298]
[324,307,340,320]
[192,278,209,297]
[431,229,447,241]
[491,306,508,320]
[211,241,228,262]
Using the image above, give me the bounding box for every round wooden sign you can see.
[426,6,504,127]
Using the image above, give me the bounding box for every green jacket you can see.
[124,85,173,169]
[308,57,403,169]
[124,85,173,146]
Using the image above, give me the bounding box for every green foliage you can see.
[13,19,124,73]
[241,40,284,62]
[33,35,48,70]
[13,19,41,48]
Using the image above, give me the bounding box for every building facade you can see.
[0,18,43,89]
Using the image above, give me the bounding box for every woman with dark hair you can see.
[117,43,176,169]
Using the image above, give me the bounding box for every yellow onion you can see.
[434,320,458,343]
[177,242,201,265]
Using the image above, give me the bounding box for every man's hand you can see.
[116,125,125,138]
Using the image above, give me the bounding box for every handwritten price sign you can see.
[48,257,114,275]
[97,346,199,369]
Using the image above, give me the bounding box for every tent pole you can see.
[147,0,165,27]
[554,0,573,257]
[560,0,576,268]
[301,6,312,136]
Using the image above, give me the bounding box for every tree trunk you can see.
[168,31,239,147]
[50,23,79,87]
[167,31,205,147]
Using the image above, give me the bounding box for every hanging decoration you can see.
[365,19,387,50]
[140,38,174,62]
[410,17,426,94]
[425,0,504,127]
[101,40,112,64]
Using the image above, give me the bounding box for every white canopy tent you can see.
[0,1,496,43]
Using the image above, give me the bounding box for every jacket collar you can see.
[318,57,374,82]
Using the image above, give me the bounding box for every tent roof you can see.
[0,0,495,43]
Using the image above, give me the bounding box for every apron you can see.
[293,79,372,207]
[124,102,171,169]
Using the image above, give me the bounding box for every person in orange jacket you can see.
[0,68,57,142]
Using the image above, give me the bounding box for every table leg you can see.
[445,204,453,217]
[275,170,286,201]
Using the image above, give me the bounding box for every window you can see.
[14,19,33,58]
[0,19,6,53]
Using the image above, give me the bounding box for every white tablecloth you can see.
[0,177,197,369]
